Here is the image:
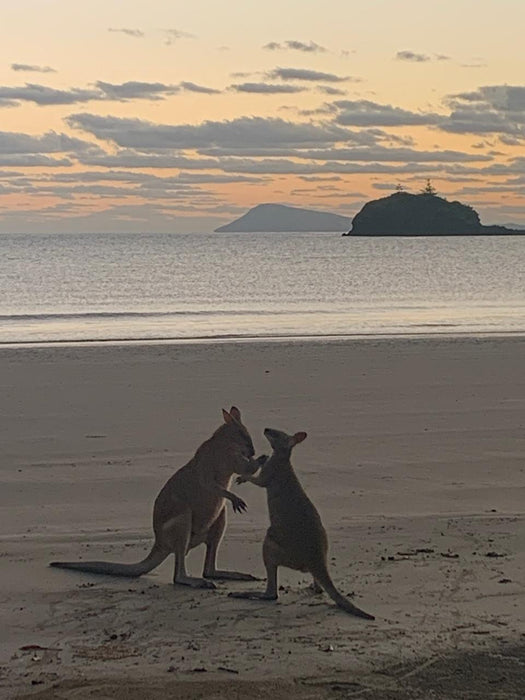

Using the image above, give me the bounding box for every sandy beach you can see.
[1,337,524,699]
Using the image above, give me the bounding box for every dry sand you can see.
[0,337,524,699]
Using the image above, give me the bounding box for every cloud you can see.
[164,29,196,45]
[332,99,442,126]
[179,81,221,95]
[317,86,347,96]
[0,154,72,166]
[95,81,180,101]
[396,51,430,62]
[298,175,343,182]
[11,63,56,73]
[0,83,101,106]
[271,146,492,163]
[79,151,221,169]
[500,135,523,146]
[267,67,353,83]
[440,85,525,138]
[0,80,220,107]
[449,85,525,113]
[0,130,95,154]
[442,109,525,137]
[229,82,306,94]
[263,40,326,53]
[108,28,145,38]
[67,113,353,150]
[460,62,487,69]
[217,159,445,175]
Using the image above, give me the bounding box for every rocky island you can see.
[344,187,524,236]
[215,203,351,232]
[215,188,524,236]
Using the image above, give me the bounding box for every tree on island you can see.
[420,179,438,196]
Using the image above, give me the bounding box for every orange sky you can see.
[0,0,524,232]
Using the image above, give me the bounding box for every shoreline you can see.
[1,336,523,697]
[2,327,525,350]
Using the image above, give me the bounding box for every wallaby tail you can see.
[314,566,375,620]
[49,542,168,578]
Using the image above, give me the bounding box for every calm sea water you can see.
[0,231,524,344]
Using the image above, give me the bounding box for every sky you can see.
[0,0,524,233]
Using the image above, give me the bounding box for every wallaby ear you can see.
[229,406,242,421]
[222,408,234,424]
[292,431,307,445]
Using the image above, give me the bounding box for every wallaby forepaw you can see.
[231,495,248,513]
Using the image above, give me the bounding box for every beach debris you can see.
[85,434,107,438]
[440,552,459,559]
[498,578,512,584]
[167,665,176,673]
[485,551,506,558]
[218,666,239,674]
[19,645,60,652]
[191,667,208,673]
[320,643,334,652]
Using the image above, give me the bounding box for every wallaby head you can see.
[264,428,307,455]
[221,406,257,472]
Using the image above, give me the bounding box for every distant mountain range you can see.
[215,200,524,236]
[214,203,351,232]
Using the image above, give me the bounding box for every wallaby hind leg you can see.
[168,511,216,589]
[203,508,259,581]
[310,577,323,595]
[228,535,279,600]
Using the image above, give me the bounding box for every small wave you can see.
[0,309,318,323]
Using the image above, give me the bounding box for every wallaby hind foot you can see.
[175,575,216,589]
[205,570,261,581]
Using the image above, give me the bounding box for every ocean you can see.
[0,231,524,345]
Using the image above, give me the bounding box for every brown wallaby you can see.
[229,428,375,620]
[50,407,266,589]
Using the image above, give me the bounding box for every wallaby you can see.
[229,428,375,620]
[50,407,265,589]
